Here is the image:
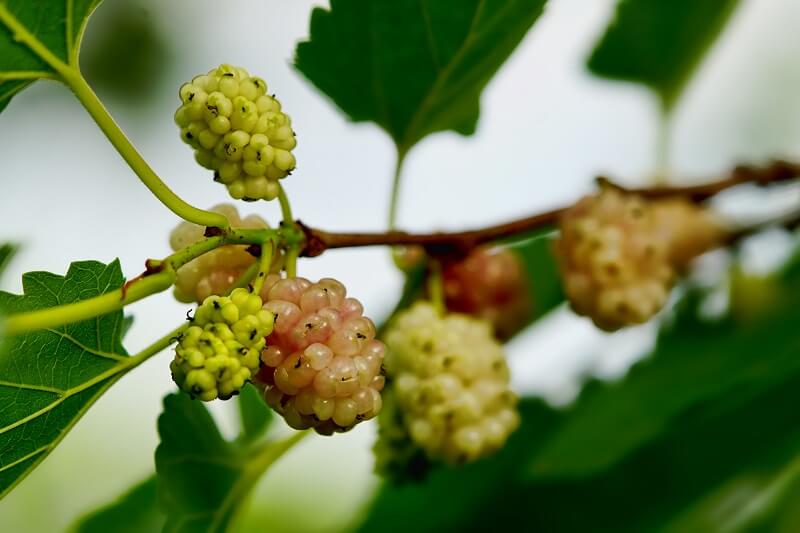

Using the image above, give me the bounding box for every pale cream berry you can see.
[555,189,675,331]
[650,198,727,267]
[376,302,519,467]
[175,64,297,202]
[555,189,726,331]
[169,204,280,304]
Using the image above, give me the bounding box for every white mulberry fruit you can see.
[556,189,673,331]
[441,246,532,340]
[556,188,725,331]
[253,275,385,435]
[175,64,297,201]
[380,302,519,465]
[651,198,726,267]
[170,204,277,304]
[172,288,275,401]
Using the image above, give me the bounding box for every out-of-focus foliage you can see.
[72,475,163,533]
[155,387,279,533]
[508,232,564,326]
[156,394,255,532]
[359,234,800,531]
[295,0,547,155]
[80,0,170,101]
[588,0,740,109]
[0,0,103,112]
[71,386,273,532]
[0,260,129,498]
[238,383,274,444]
[0,244,17,280]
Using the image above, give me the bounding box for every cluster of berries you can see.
[170,204,277,303]
[171,288,274,401]
[253,275,385,435]
[555,189,724,330]
[377,303,519,466]
[175,64,297,201]
[394,245,533,339]
[442,246,531,340]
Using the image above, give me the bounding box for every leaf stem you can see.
[216,431,310,531]
[284,246,300,278]
[4,271,175,336]
[427,261,446,315]
[3,229,277,335]
[252,240,275,294]
[58,70,230,228]
[0,5,228,228]
[388,152,406,230]
[277,184,294,226]
[653,103,673,185]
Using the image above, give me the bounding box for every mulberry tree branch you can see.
[299,160,800,257]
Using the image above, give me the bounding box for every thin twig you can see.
[300,160,800,257]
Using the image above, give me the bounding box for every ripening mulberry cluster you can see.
[172,288,274,401]
[380,302,519,465]
[555,189,724,331]
[253,275,385,435]
[442,246,532,340]
[170,204,277,304]
[651,198,726,267]
[175,64,297,201]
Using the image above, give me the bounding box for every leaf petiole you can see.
[0,4,229,229]
[3,229,280,335]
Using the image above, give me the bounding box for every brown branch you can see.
[598,159,800,201]
[299,159,800,257]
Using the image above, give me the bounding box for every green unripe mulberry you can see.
[172,288,274,401]
[176,64,297,202]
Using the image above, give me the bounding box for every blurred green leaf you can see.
[156,393,305,533]
[588,0,740,109]
[360,398,561,532]
[296,0,547,154]
[507,231,564,325]
[528,268,800,479]
[80,0,169,101]
[237,383,273,443]
[0,0,103,112]
[156,394,244,532]
[71,475,164,533]
[362,241,800,530]
[362,371,800,532]
[0,243,18,279]
[0,260,129,498]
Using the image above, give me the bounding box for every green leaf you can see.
[360,398,561,532]
[507,231,563,325]
[296,0,547,154]
[0,260,130,498]
[156,393,305,533]
[0,243,18,279]
[0,0,103,111]
[80,0,170,101]
[587,0,740,109]
[237,383,273,443]
[362,380,800,531]
[71,475,164,533]
[527,280,800,479]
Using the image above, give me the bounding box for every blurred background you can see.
[1,0,800,531]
